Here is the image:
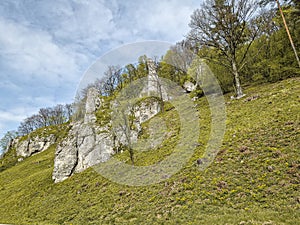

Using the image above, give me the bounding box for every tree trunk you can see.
[232,60,244,99]
[276,0,300,68]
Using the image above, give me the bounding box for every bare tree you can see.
[65,103,73,121]
[18,116,36,135]
[17,104,73,135]
[38,107,52,127]
[188,0,264,98]
[103,65,122,95]
[165,40,195,73]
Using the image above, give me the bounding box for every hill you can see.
[0,78,299,224]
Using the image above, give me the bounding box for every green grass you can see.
[0,78,299,224]
[0,123,70,172]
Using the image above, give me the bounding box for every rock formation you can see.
[7,59,164,183]
[10,133,57,158]
[112,97,161,152]
[183,81,197,93]
[52,85,162,183]
[140,58,169,101]
[52,88,114,183]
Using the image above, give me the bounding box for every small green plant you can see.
[0,78,299,224]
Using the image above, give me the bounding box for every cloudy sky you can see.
[0,0,200,140]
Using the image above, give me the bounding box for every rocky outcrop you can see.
[112,97,161,151]
[52,88,114,183]
[84,88,102,123]
[52,122,114,183]
[6,60,164,183]
[52,85,162,183]
[183,81,197,93]
[13,133,57,158]
[140,58,169,101]
[1,57,168,184]
[133,97,161,124]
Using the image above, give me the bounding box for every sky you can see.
[0,0,201,142]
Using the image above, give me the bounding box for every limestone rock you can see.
[84,87,101,124]
[52,129,78,183]
[53,72,163,183]
[75,124,114,173]
[15,134,57,158]
[112,97,161,151]
[52,121,114,183]
[52,88,114,183]
[140,58,169,101]
[133,98,161,124]
[183,81,197,93]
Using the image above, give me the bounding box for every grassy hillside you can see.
[0,78,299,224]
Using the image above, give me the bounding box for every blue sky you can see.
[0,0,200,140]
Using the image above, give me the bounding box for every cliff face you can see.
[52,88,161,183]
[52,88,115,183]
[6,126,59,162]
[13,134,57,158]
[8,58,163,183]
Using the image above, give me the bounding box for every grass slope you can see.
[0,78,299,224]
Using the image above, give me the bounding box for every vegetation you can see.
[188,0,264,98]
[0,78,299,224]
[0,130,18,156]
[186,0,300,96]
[0,1,299,224]
[0,123,70,172]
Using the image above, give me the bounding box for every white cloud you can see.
[51,0,115,47]
[105,0,199,42]
[0,0,201,138]
[0,17,81,87]
[0,108,35,138]
[134,1,196,40]
[0,110,26,122]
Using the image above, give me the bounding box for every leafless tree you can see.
[17,104,73,136]
[103,65,122,95]
[165,40,195,73]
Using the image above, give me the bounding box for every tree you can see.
[65,103,73,121]
[103,65,122,95]
[164,40,195,73]
[38,107,52,127]
[17,104,73,136]
[188,0,263,98]
[159,41,194,85]
[261,0,300,67]
[18,116,36,135]
[136,55,149,79]
[124,64,137,84]
[243,1,300,82]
